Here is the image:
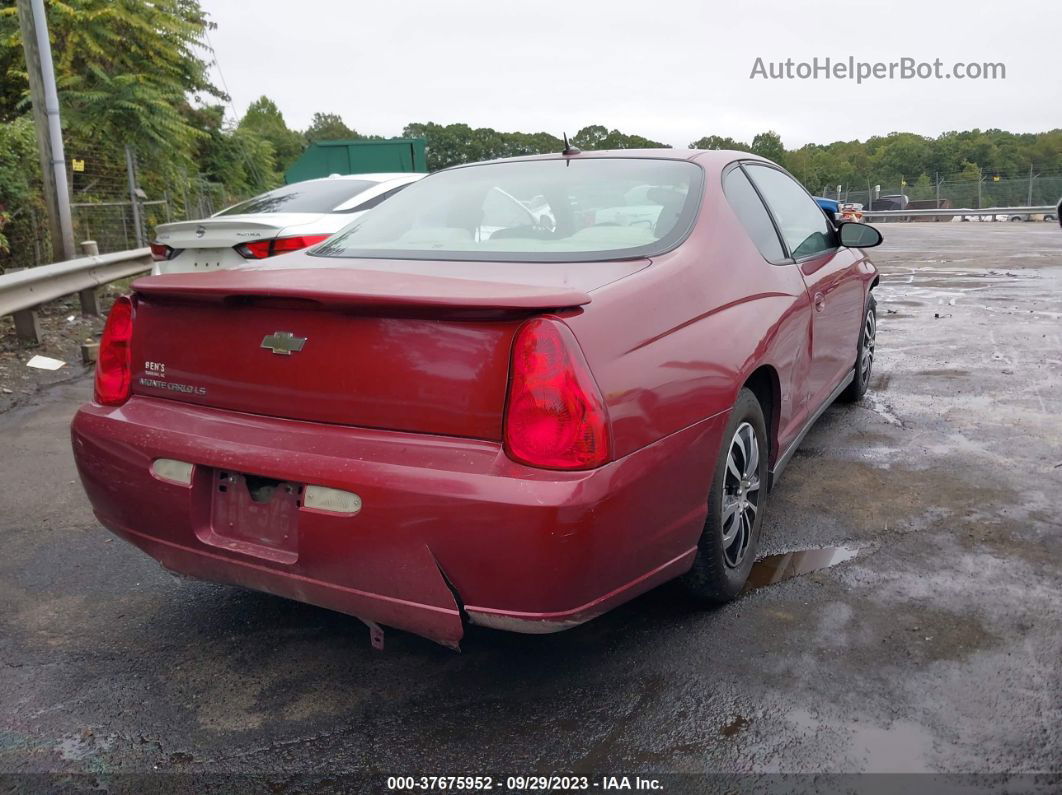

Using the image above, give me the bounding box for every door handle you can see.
[813,292,826,312]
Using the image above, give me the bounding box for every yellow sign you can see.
[992,175,1000,182]
[72,158,85,172]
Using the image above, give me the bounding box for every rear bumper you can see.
[71,396,723,646]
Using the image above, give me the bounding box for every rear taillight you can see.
[94,296,134,406]
[235,234,330,259]
[272,234,330,254]
[234,239,272,259]
[503,318,610,470]
[149,241,181,261]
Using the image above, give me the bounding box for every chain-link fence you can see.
[817,172,1062,214]
[5,146,1060,273]
[67,143,145,254]
[1,144,251,272]
[0,201,51,271]
[69,145,248,255]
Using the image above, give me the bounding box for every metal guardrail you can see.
[863,205,1057,219]
[0,245,151,343]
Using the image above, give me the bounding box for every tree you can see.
[689,135,747,151]
[305,112,357,144]
[571,125,667,151]
[869,132,933,185]
[238,96,304,174]
[186,104,278,197]
[911,172,934,201]
[402,122,562,170]
[0,0,226,173]
[950,160,983,207]
[750,131,785,164]
[0,116,41,255]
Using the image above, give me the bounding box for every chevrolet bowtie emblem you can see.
[260,331,307,355]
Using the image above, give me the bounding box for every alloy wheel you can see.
[721,422,760,568]
[860,310,877,383]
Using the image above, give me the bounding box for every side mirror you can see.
[838,221,883,248]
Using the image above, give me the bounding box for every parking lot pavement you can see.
[0,223,1060,786]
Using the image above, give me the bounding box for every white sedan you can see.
[150,173,424,274]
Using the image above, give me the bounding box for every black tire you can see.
[680,388,768,603]
[839,293,877,403]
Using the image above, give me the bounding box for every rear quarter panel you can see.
[566,172,813,465]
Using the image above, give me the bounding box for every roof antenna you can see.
[562,132,581,156]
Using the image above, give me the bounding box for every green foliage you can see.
[305,112,357,144]
[402,122,563,171]
[0,0,227,176]
[238,96,304,173]
[750,131,785,163]
[692,128,1062,202]
[911,172,934,200]
[689,134,747,150]
[570,125,668,151]
[0,116,42,253]
[399,122,669,171]
[691,129,786,160]
[187,104,278,197]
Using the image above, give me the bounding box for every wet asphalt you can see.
[0,223,1060,791]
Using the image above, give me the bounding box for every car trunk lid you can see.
[129,260,630,440]
[154,213,329,250]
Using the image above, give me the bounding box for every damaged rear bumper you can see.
[71,396,720,647]
[103,516,464,648]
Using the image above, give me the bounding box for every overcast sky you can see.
[203,0,1060,148]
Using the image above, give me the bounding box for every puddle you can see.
[743,546,860,593]
[915,369,970,378]
[785,708,934,772]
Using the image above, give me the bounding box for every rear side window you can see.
[338,184,411,213]
[723,167,785,261]
[744,165,834,259]
[217,180,378,216]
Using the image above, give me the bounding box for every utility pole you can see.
[16,0,75,264]
[15,0,78,341]
[1027,164,1036,207]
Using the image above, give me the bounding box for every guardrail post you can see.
[77,240,100,316]
[13,309,42,344]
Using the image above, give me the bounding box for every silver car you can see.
[150,173,424,275]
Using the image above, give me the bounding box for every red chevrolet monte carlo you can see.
[71,149,881,649]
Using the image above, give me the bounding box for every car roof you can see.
[299,173,423,184]
[444,148,769,171]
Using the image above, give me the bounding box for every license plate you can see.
[190,248,230,270]
[207,469,301,563]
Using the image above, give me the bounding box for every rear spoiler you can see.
[132,267,591,311]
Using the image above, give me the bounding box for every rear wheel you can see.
[680,389,768,603]
[840,293,877,402]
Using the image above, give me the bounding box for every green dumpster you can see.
[285,138,427,183]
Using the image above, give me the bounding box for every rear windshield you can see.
[217,180,378,216]
[312,158,703,262]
